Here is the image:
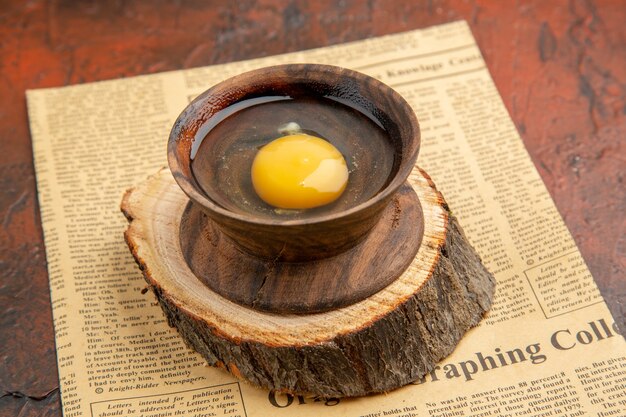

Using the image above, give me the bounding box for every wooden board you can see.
[122,166,496,397]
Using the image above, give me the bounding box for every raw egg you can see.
[251,134,349,209]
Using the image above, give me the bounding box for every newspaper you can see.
[26,21,625,417]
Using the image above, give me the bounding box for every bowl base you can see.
[179,183,424,314]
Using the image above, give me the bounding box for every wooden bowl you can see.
[168,64,420,262]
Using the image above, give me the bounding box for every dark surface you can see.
[0,0,624,415]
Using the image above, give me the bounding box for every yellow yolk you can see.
[251,134,349,209]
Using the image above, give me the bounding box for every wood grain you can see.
[177,183,422,313]
[1,1,623,415]
[122,166,495,397]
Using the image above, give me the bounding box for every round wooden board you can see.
[122,166,496,397]
[179,183,424,314]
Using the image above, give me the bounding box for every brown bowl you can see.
[168,64,420,262]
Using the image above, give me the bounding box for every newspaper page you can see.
[26,21,624,417]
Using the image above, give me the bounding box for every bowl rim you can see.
[168,63,420,227]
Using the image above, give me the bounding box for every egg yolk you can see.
[251,134,349,209]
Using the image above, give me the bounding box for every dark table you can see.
[1,1,624,415]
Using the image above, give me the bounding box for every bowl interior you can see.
[169,64,420,226]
